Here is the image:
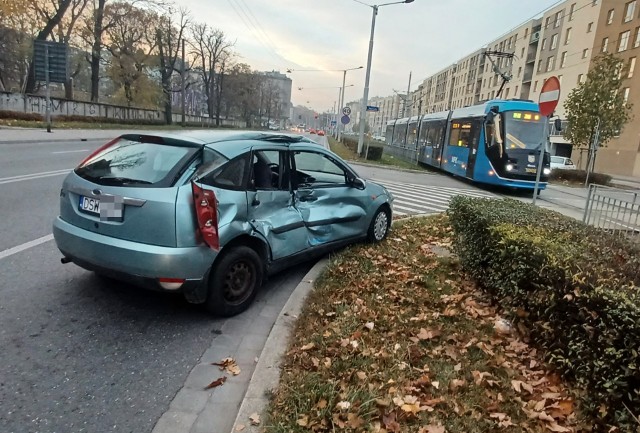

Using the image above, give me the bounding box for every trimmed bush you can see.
[0,110,43,121]
[550,168,612,186]
[447,197,640,431]
[366,144,383,160]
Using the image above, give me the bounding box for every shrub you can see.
[447,197,640,431]
[0,110,43,121]
[549,168,612,186]
[366,144,383,160]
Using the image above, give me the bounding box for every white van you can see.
[550,156,576,170]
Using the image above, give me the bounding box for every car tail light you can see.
[77,137,120,168]
[191,182,220,250]
[158,278,185,290]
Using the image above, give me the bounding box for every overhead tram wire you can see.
[226,0,289,66]
[237,0,282,54]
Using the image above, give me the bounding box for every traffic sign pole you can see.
[532,76,561,204]
[45,44,51,133]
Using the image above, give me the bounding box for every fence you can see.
[0,91,246,128]
[583,184,640,240]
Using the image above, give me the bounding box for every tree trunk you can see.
[89,0,106,101]
[215,65,224,127]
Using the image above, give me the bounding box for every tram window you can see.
[407,124,418,148]
[418,123,429,146]
[448,120,473,147]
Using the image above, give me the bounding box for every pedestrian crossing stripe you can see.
[373,179,497,217]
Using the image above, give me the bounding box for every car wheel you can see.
[205,246,263,317]
[367,207,390,243]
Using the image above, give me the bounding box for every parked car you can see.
[53,132,394,316]
[317,130,325,136]
[309,129,316,134]
[550,156,576,170]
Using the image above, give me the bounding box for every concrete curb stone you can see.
[229,257,329,433]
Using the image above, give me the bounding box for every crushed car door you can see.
[245,148,310,260]
[289,147,368,246]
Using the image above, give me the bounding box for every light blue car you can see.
[53,131,394,316]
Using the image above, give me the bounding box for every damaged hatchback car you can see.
[53,131,394,316]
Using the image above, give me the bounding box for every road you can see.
[0,136,312,433]
[0,131,583,433]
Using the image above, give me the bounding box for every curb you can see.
[229,257,329,433]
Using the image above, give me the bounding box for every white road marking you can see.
[52,149,89,154]
[0,169,71,185]
[0,234,54,260]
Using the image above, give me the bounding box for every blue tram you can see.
[385,99,551,191]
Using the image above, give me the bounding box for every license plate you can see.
[79,196,100,215]
[525,168,537,173]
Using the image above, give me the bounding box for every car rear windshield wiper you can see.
[97,176,153,186]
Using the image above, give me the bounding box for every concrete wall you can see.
[0,92,246,128]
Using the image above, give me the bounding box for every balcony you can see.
[522,70,533,83]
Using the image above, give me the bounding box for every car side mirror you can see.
[351,177,366,190]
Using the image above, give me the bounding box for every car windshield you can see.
[75,139,198,187]
[502,111,546,151]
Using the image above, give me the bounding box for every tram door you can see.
[466,119,482,178]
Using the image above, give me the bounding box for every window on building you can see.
[537,60,543,72]
[515,85,519,95]
[623,87,630,103]
[593,0,598,5]
[525,28,529,38]
[534,81,539,92]
[545,17,551,28]
[634,27,640,47]
[607,9,615,24]
[505,88,510,98]
[629,57,636,78]
[577,74,584,84]
[546,56,555,71]
[583,48,589,58]
[587,22,594,32]
[561,51,568,67]
[517,67,522,77]
[542,38,547,50]
[624,1,636,23]
[551,34,558,49]
[521,47,525,57]
[565,27,572,45]
[569,3,576,20]
[554,11,562,28]
[619,30,631,51]
[558,75,563,84]
[602,37,609,52]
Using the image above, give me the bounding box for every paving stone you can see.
[184,363,225,390]
[152,410,197,433]
[190,402,238,433]
[169,388,211,414]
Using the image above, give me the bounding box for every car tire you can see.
[367,207,390,243]
[205,246,263,317]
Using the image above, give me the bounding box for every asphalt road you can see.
[0,137,312,433]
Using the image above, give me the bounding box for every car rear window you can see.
[75,138,198,187]
[551,156,563,164]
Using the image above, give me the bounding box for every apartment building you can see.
[528,1,602,159]
[449,49,485,110]
[589,0,640,176]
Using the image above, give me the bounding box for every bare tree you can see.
[189,23,233,122]
[155,7,188,124]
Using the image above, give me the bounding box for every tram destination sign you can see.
[33,40,68,83]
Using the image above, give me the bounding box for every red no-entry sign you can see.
[538,76,561,117]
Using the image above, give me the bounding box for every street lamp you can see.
[356,0,414,155]
[337,66,363,141]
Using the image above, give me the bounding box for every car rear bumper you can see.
[53,216,214,293]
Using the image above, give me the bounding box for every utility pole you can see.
[403,71,412,117]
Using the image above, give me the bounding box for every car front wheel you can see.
[205,246,263,316]
[367,207,390,243]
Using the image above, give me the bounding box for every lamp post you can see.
[337,66,363,142]
[356,0,414,155]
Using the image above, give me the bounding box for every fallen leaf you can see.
[235,424,245,431]
[356,371,367,380]
[212,358,241,376]
[417,328,441,340]
[301,342,315,351]
[317,399,327,409]
[249,413,260,425]
[382,412,401,433]
[335,401,351,410]
[204,376,227,390]
[347,413,364,428]
[449,379,466,391]
[431,381,440,389]
[546,422,570,432]
[490,412,508,421]
[424,423,446,433]
[297,415,309,427]
[364,322,375,330]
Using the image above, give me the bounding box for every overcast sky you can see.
[179,0,561,113]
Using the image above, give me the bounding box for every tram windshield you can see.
[502,111,546,151]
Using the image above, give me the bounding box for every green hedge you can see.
[447,197,640,430]
[549,168,612,186]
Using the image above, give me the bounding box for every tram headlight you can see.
[505,163,514,172]
[543,168,551,175]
